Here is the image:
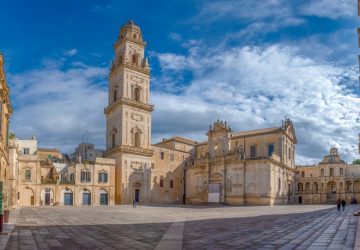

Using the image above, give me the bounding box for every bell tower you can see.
[104,20,153,204]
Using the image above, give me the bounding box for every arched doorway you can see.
[21,188,34,206]
[82,189,91,205]
[41,188,54,205]
[133,182,141,203]
[63,189,73,206]
[327,181,337,202]
[99,189,108,205]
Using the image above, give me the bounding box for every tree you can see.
[353,159,360,164]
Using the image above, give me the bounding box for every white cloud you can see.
[9,64,108,153]
[152,43,360,164]
[299,0,356,19]
[63,49,78,57]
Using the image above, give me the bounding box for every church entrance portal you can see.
[135,189,140,202]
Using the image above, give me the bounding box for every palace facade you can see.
[296,148,360,204]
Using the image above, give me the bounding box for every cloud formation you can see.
[153,43,360,164]
[9,63,108,153]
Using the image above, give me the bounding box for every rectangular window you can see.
[151,163,155,169]
[23,148,30,155]
[160,152,164,160]
[170,154,174,161]
[330,168,334,176]
[301,171,305,178]
[70,173,74,182]
[81,171,91,182]
[25,169,31,181]
[170,180,174,188]
[250,146,256,158]
[160,178,163,187]
[98,172,108,183]
[268,144,274,156]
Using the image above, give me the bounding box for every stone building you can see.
[296,148,360,204]
[0,54,13,208]
[186,119,297,206]
[9,137,115,207]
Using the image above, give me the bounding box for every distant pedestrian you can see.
[133,199,137,208]
[337,199,341,211]
[341,199,346,211]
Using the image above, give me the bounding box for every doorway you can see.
[64,192,73,205]
[45,192,50,205]
[298,196,302,204]
[135,189,140,202]
[83,191,91,205]
[100,193,108,205]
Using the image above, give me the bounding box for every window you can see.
[81,171,91,182]
[134,87,140,101]
[151,163,155,169]
[113,90,117,102]
[278,178,281,191]
[321,169,324,176]
[268,144,274,156]
[132,54,139,65]
[170,154,174,161]
[170,180,174,189]
[70,173,74,182]
[118,55,123,65]
[112,134,116,148]
[250,145,256,158]
[160,152,164,160]
[134,132,140,147]
[23,148,30,155]
[133,34,137,39]
[301,171,305,178]
[330,168,334,176]
[25,169,31,181]
[288,148,291,159]
[340,168,343,175]
[160,178,163,187]
[98,172,108,183]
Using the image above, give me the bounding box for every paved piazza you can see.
[5,204,360,249]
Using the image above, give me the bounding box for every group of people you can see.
[336,199,346,211]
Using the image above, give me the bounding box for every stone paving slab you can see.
[4,204,360,249]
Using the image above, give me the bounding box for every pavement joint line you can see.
[354,216,360,250]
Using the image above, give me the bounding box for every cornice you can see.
[104,97,154,115]
[110,61,150,77]
[105,145,153,158]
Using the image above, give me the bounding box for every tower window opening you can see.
[134,131,140,147]
[132,54,139,65]
[112,134,116,148]
[113,90,117,102]
[134,87,141,101]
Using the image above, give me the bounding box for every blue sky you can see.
[1,0,359,164]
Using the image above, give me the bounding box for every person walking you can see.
[337,199,341,211]
[341,199,346,211]
[133,199,137,208]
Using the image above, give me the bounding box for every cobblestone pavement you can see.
[5,204,359,249]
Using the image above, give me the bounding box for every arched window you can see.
[321,169,324,177]
[118,55,123,65]
[132,54,139,65]
[134,132,140,147]
[340,168,343,175]
[134,87,140,101]
[170,180,174,189]
[278,177,281,191]
[133,34,137,39]
[112,134,116,148]
[113,90,117,102]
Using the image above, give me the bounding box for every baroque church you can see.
[5,20,360,208]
